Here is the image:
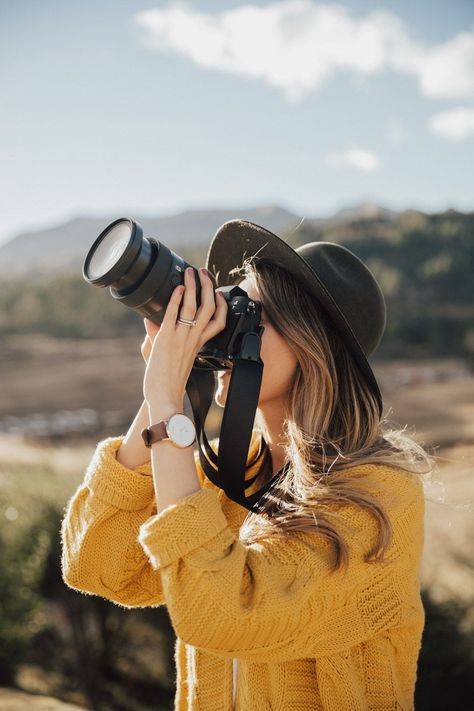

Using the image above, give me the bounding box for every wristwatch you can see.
[141,412,196,449]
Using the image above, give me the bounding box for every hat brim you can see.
[205,219,384,418]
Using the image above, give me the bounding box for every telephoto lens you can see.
[83,217,204,324]
[83,216,264,373]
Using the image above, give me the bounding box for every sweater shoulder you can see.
[327,462,425,562]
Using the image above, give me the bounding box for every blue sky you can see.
[1,0,473,247]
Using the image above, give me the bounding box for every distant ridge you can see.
[0,205,300,279]
[329,202,398,222]
[0,201,402,279]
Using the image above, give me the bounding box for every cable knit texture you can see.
[61,429,426,710]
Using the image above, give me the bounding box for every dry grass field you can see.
[0,335,474,598]
[1,333,473,442]
[0,687,85,710]
[0,335,473,708]
[1,333,473,615]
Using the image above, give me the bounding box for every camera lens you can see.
[87,221,132,280]
[83,217,202,324]
[83,217,153,290]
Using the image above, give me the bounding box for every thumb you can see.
[144,317,161,340]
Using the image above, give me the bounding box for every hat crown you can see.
[295,241,386,356]
[205,219,386,416]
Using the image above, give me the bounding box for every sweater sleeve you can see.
[61,435,166,608]
[137,482,417,662]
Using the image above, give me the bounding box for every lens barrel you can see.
[83,217,202,324]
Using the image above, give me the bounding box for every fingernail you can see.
[200,267,208,276]
[187,267,194,277]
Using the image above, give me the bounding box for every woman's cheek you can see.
[214,372,230,407]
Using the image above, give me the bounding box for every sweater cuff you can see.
[85,436,155,511]
[138,488,232,569]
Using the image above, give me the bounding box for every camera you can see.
[82,217,264,371]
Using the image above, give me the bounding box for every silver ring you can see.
[177,317,197,327]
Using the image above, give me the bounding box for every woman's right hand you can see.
[141,318,161,365]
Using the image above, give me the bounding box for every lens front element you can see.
[87,222,132,280]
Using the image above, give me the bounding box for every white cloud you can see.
[132,1,474,103]
[428,107,474,140]
[415,31,474,99]
[385,116,407,146]
[325,147,379,172]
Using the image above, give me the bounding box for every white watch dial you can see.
[166,413,196,448]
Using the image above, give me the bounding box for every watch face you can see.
[166,413,196,448]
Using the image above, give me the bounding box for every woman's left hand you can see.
[143,267,228,407]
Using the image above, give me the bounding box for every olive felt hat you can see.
[205,219,386,418]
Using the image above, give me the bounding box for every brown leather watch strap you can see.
[141,421,168,448]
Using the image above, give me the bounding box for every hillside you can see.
[0,207,472,360]
[0,202,399,279]
[0,205,300,279]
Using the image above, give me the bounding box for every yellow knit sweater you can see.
[61,429,426,710]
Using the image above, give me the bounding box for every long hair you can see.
[225,257,438,573]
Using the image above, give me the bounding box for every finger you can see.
[213,290,228,317]
[195,268,217,323]
[141,340,151,363]
[144,317,161,341]
[199,291,228,344]
[180,267,197,317]
[161,285,185,333]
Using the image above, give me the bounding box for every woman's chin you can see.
[214,384,227,407]
[215,376,266,410]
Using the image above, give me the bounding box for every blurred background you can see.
[1,1,473,709]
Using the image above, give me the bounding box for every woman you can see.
[61,219,435,710]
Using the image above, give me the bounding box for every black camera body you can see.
[83,217,264,371]
[83,216,277,513]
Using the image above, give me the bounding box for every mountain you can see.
[0,202,406,280]
[0,205,302,280]
[329,201,399,223]
[1,206,472,360]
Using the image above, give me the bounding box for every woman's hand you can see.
[143,267,228,407]
[141,326,156,365]
[141,319,165,365]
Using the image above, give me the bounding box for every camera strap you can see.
[185,331,289,513]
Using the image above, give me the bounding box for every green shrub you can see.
[416,587,474,708]
[0,513,50,684]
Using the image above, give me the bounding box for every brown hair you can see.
[224,258,438,573]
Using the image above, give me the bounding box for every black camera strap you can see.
[185,331,289,514]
